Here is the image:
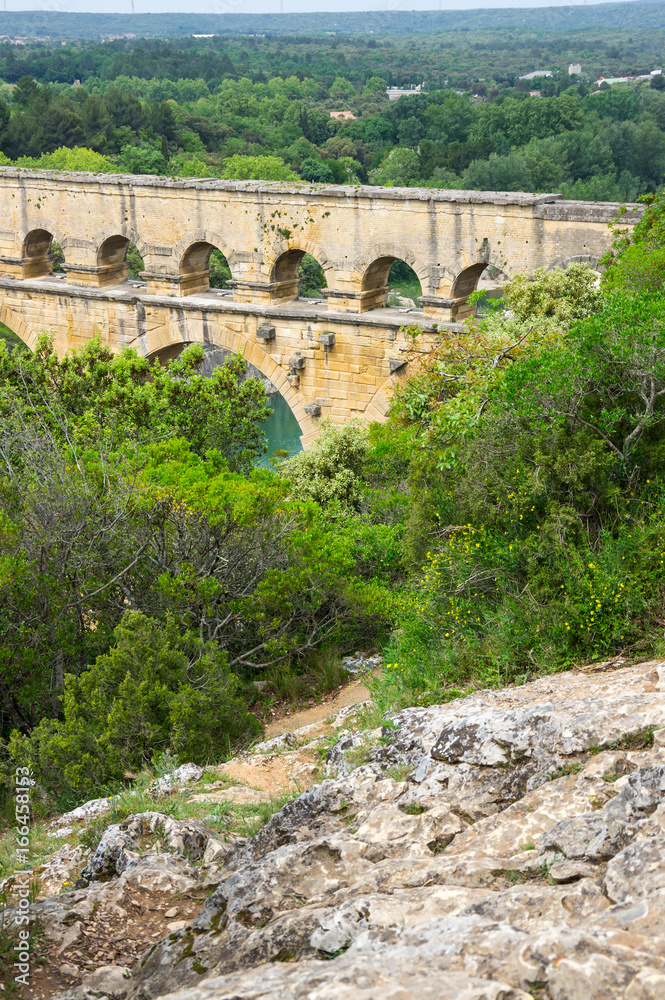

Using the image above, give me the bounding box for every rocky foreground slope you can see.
[6,660,665,1000]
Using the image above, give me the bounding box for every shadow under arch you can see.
[451,262,490,299]
[449,257,510,320]
[21,228,56,279]
[89,224,146,287]
[96,234,145,286]
[149,341,276,392]
[179,241,231,296]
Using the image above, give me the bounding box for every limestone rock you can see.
[81,965,131,996]
[604,836,665,903]
[77,813,222,884]
[537,764,665,864]
[149,763,204,796]
[538,813,610,859]
[430,696,665,770]
[325,731,377,777]
[154,967,532,999]
[549,860,597,882]
[52,795,116,827]
[24,660,665,1000]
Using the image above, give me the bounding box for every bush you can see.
[602,191,665,295]
[505,262,601,323]
[375,507,662,713]
[221,154,298,181]
[13,146,119,173]
[9,613,262,801]
[299,158,335,183]
[282,419,369,518]
[119,144,168,175]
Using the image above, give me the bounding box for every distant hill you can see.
[0,2,664,39]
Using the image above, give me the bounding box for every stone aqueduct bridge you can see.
[0,169,640,443]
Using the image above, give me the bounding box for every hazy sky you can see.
[0,0,640,12]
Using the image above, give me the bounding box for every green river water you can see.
[260,391,303,464]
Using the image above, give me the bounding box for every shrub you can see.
[282,418,369,518]
[504,262,601,323]
[299,158,335,183]
[370,262,665,712]
[221,154,298,181]
[9,613,262,801]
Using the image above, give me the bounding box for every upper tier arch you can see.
[173,229,235,269]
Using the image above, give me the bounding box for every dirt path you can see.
[265,679,371,737]
[216,679,372,796]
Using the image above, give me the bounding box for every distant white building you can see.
[596,69,663,86]
[386,84,423,101]
[569,64,582,76]
[518,70,552,81]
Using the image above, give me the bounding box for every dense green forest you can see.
[1,3,665,39]
[1,183,664,812]
[2,22,665,90]
[1,25,665,199]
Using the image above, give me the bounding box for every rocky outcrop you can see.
[9,659,665,1000]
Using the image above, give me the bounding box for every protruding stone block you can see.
[0,253,56,280]
[257,324,276,342]
[326,287,390,313]
[288,354,306,370]
[286,372,300,388]
[419,295,456,324]
[389,358,407,373]
[64,262,127,288]
[318,332,335,348]
[228,278,297,307]
[304,403,321,417]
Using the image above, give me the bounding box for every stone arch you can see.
[0,300,39,351]
[17,218,67,250]
[18,221,66,279]
[355,243,429,288]
[353,242,429,312]
[444,250,512,320]
[91,223,147,260]
[268,240,332,305]
[365,369,407,426]
[450,248,512,296]
[451,263,490,298]
[92,226,146,287]
[173,229,235,271]
[266,238,331,275]
[172,231,235,297]
[132,313,317,443]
